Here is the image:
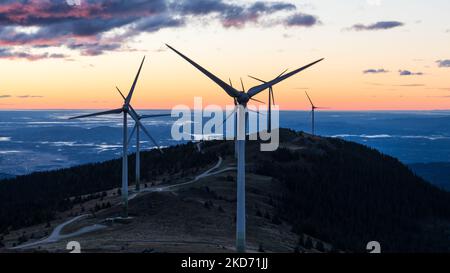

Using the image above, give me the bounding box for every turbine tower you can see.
[226,79,264,156]
[305,91,328,136]
[166,44,323,252]
[116,87,170,191]
[248,69,288,133]
[69,57,162,218]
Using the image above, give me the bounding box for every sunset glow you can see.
[0,0,449,111]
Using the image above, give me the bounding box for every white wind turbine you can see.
[248,69,288,133]
[166,44,323,252]
[69,57,163,217]
[115,87,170,191]
[305,91,329,136]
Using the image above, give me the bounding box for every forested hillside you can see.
[2,129,450,252]
[0,143,217,232]
[252,129,450,252]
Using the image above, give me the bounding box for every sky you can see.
[0,0,449,111]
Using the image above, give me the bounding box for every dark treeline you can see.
[0,143,217,233]
[254,129,450,252]
[2,128,450,252]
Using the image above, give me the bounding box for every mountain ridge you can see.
[1,128,450,253]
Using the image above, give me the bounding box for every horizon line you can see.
[1,108,450,112]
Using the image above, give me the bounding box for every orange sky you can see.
[0,0,449,111]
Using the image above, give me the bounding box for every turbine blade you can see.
[305,91,315,107]
[240,78,245,92]
[249,97,265,104]
[138,120,163,154]
[127,124,137,146]
[229,78,233,88]
[127,108,163,153]
[276,68,289,79]
[248,75,266,83]
[127,106,141,122]
[218,106,237,129]
[247,109,264,116]
[248,69,287,84]
[166,44,240,98]
[125,56,146,106]
[270,88,275,105]
[116,86,126,100]
[127,104,143,121]
[247,58,324,98]
[140,114,171,119]
[68,108,123,120]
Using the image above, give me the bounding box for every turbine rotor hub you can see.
[236,93,250,105]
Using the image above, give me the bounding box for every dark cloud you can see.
[0,48,68,61]
[16,95,44,98]
[399,70,423,76]
[363,69,389,74]
[172,0,296,28]
[350,21,404,31]
[0,0,310,58]
[437,60,450,68]
[366,82,426,87]
[285,13,319,27]
[48,53,67,58]
[396,84,425,87]
[67,42,122,56]
[0,94,43,98]
[219,1,297,28]
[172,0,231,15]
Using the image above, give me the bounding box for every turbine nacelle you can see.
[236,92,250,105]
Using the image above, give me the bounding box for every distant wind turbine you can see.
[69,57,163,218]
[248,69,288,133]
[116,87,170,191]
[305,91,329,136]
[166,44,323,252]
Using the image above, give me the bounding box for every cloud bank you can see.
[350,21,404,31]
[0,48,67,61]
[437,60,450,68]
[399,70,423,76]
[363,68,389,74]
[0,0,319,59]
[0,94,43,98]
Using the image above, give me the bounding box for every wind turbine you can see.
[305,91,328,136]
[69,57,162,218]
[115,87,170,191]
[166,44,323,252]
[248,69,288,133]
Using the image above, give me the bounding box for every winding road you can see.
[12,156,234,250]
[12,215,107,250]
